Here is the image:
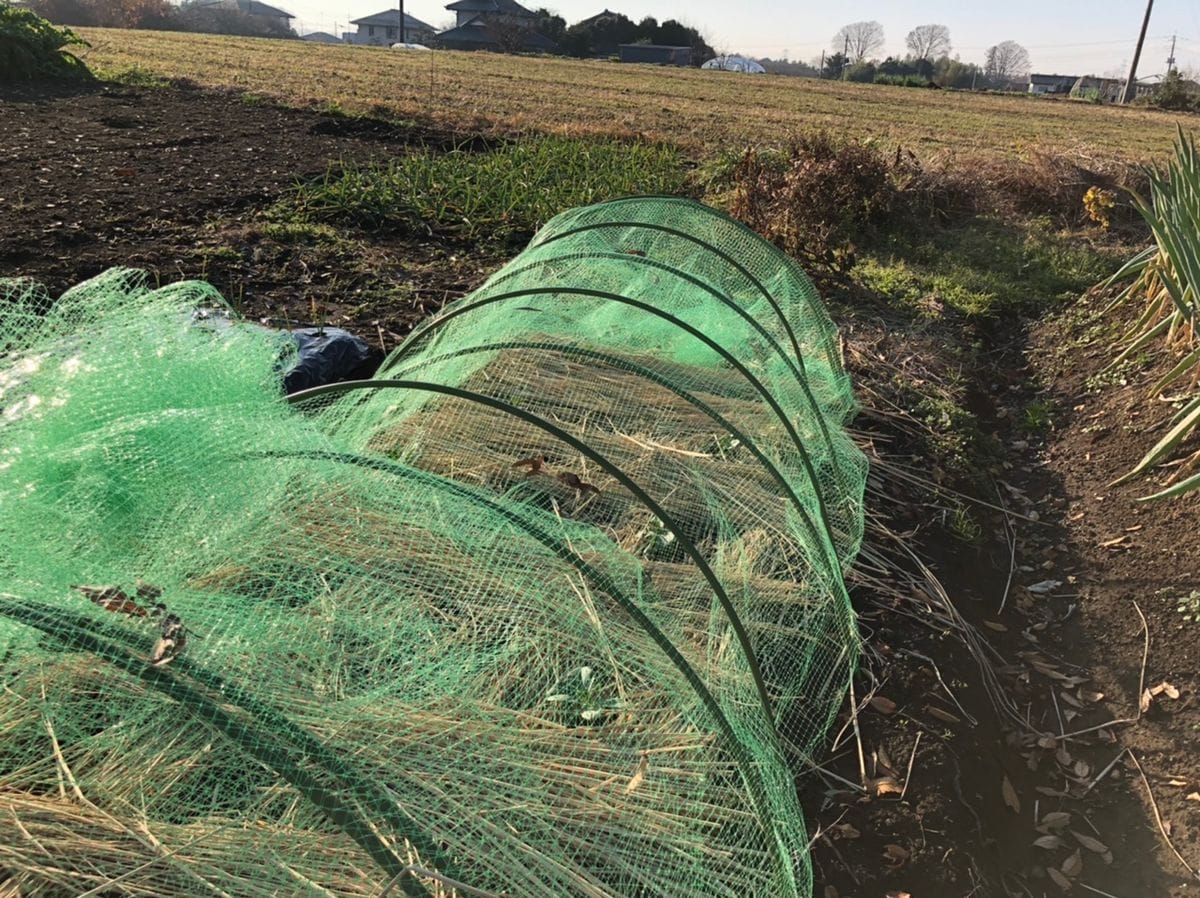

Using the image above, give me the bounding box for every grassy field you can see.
[76,28,1191,163]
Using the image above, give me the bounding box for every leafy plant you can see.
[1175,590,1200,624]
[1149,71,1200,113]
[1022,399,1054,433]
[544,666,620,723]
[0,4,90,81]
[1105,128,1200,498]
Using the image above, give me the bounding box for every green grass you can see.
[104,63,172,88]
[857,218,1122,317]
[281,135,688,244]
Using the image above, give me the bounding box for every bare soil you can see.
[2,82,1195,898]
[0,80,503,342]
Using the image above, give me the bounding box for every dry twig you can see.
[848,677,868,789]
[899,731,922,801]
[1128,749,1200,881]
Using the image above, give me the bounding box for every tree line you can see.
[823,21,1031,89]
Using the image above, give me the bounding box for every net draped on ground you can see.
[0,198,865,898]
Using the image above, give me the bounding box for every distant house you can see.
[347,9,436,46]
[618,44,692,66]
[434,0,555,52]
[1028,73,1078,96]
[575,8,617,27]
[1073,75,1123,103]
[302,31,342,43]
[187,0,294,28]
[446,0,536,28]
[435,15,556,52]
[238,0,291,26]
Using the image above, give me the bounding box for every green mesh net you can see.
[0,198,864,898]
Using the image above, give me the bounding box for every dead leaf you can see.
[1060,691,1083,709]
[834,823,861,840]
[1046,866,1072,891]
[885,893,911,898]
[1056,745,1073,768]
[1161,682,1181,700]
[983,620,1008,632]
[1002,775,1021,813]
[869,695,898,715]
[1187,792,1200,802]
[1098,535,1130,549]
[1141,689,1153,714]
[883,843,909,865]
[1072,831,1109,854]
[825,887,840,898]
[1027,579,1063,595]
[925,705,961,724]
[1062,849,1083,878]
[1028,657,1057,674]
[1078,689,1104,703]
[870,776,903,797]
[1038,734,1058,749]
[1033,834,1064,849]
[877,744,895,773]
[1169,778,1189,787]
[625,752,648,794]
[1040,811,1071,829]
[1073,759,1090,779]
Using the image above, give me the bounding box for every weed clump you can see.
[0,5,90,81]
[728,133,895,271]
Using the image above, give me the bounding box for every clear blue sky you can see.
[292,0,1200,77]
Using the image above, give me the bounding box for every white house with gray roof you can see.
[347,9,437,45]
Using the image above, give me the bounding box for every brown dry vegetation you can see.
[73,28,1192,163]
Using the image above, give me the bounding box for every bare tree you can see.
[831,21,884,64]
[985,40,1031,85]
[490,17,534,53]
[905,24,950,61]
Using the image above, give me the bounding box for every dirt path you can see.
[1026,296,1200,896]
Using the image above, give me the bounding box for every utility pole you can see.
[1121,0,1153,104]
[842,34,849,80]
[1167,33,1177,75]
[819,50,825,78]
[398,0,405,43]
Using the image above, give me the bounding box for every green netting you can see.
[0,198,864,898]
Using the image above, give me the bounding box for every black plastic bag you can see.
[283,327,381,395]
